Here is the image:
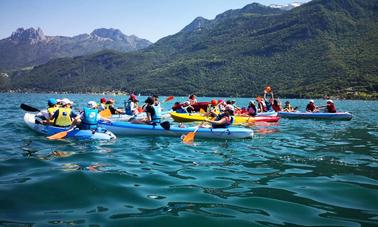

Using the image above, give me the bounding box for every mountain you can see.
[0,27,152,70]
[3,0,378,99]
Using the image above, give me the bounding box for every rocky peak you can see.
[90,28,126,41]
[181,17,211,33]
[10,27,46,44]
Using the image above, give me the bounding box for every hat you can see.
[327,100,333,104]
[211,99,218,106]
[61,98,73,106]
[129,94,138,101]
[100,98,106,103]
[56,99,63,104]
[48,98,57,106]
[310,100,314,103]
[218,99,224,104]
[108,98,115,103]
[87,101,98,108]
[225,104,235,112]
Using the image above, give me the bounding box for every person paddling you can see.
[130,96,161,125]
[50,98,80,128]
[124,94,139,116]
[306,100,318,112]
[79,101,102,130]
[319,100,337,113]
[204,105,235,128]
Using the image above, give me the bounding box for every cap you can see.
[87,101,98,108]
[310,100,314,103]
[225,104,235,112]
[130,94,138,101]
[56,99,63,103]
[61,98,73,105]
[218,99,224,104]
[327,100,333,104]
[48,98,57,106]
[211,99,218,106]
[100,98,106,103]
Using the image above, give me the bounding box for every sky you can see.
[0,0,310,43]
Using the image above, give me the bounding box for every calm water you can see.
[0,93,377,226]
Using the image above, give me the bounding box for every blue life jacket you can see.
[82,107,98,130]
[124,100,133,115]
[152,104,161,123]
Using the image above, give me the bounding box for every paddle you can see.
[163,96,174,103]
[47,127,75,140]
[182,122,204,144]
[20,103,40,112]
[99,109,112,118]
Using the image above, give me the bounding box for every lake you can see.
[0,93,377,226]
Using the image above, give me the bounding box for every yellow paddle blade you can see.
[182,132,196,144]
[47,131,68,140]
[99,109,112,118]
[199,108,206,114]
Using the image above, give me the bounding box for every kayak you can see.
[110,111,171,121]
[170,112,280,124]
[98,120,254,139]
[257,111,278,117]
[24,113,116,140]
[277,111,353,120]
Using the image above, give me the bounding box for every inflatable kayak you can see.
[170,112,280,124]
[277,111,353,120]
[24,113,116,140]
[257,111,278,117]
[98,120,253,139]
[110,111,171,121]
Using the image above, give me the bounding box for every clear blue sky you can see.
[0,0,310,42]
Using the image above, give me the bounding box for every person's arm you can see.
[205,116,227,125]
[50,109,59,121]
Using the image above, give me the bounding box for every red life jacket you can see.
[327,103,336,113]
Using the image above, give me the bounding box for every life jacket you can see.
[81,107,98,130]
[207,104,219,114]
[151,104,161,123]
[124,100,133,115]
[247,106,257,116]
[47,106,58,124]
[54,107,72,127]
[327,104,336,113]
[257,100,267,112]
[306,103,316,112]
[213,114,234,128]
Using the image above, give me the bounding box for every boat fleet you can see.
[20,92,353,142]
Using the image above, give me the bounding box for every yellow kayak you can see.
[170,112,280,124]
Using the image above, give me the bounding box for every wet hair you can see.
[145,96,154,105]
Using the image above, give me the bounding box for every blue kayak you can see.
[24,113,116,140]
[98,120,254,139]
[277,111,352,120]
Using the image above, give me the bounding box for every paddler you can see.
[204,104,234,128]
[106,98,124,114]
[50,98,81,128]
[130,96,161,125]
[124,94,140,116]
[79,101,102,130]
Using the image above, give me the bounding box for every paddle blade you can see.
[164,96,174,103]
[20,103,40,112]
[47,131,68,140]
[182,132,196,144]
[99,109,112,118]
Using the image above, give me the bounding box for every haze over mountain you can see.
[0,27,152,70]
[2,0,377,99]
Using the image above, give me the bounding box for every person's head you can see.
[145,96,154,105]
[226,100,232,105]
[231,100,236,104]
[188,94,196,100]
[211,99,218,106]
[87,101,98,109]
[309,100,314,104]
[285,101,290,105]
[249,100,255,106]
[218,99,224,105]
[225,104,235,115]
[56,99,63,105]
[48,98,57,107]
[327,100,334,105]
[61,98,73,107]
[256,96,262,102]
[129,94,138,102]
[265,86,272,93]
[108,98,115,104]
[152,95,159,104]
[100,98,106,104]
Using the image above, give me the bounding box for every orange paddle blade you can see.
[47,131,68,140]
[99,109,112,118]
[182,132,196,144]
[164,96,174,103]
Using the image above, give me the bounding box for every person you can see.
[46,98,59,124]
[272,99,282,112]
[245,100,257,117]
[181,100,195,113]
[306,100,318,112]
[50,98,80,127]
[256,97,267,112]
[204,99,219,117]
[204,104,234,128]
[80,101,101,130]
[218,99,226,112]
[172,102,187,113]
[99,98,107,111]
[187,94,197,105]
[264,86,274,111]
[130,96,161,125]
[283,101,295,112]
[325,100,336,113]
[106,98,124,114]
[124,94,139,116]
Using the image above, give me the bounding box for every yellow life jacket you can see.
[54,107,72,127]
[47,106,58,124]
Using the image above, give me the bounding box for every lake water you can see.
[0,93,377,226]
